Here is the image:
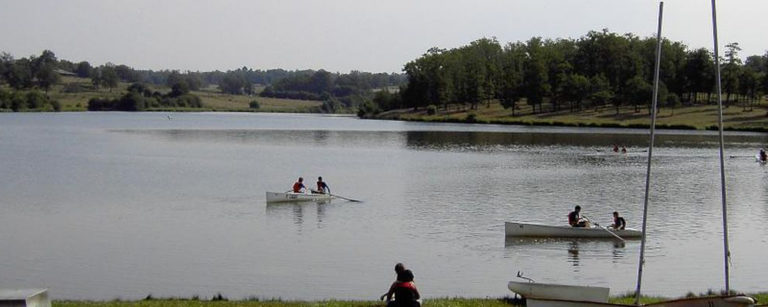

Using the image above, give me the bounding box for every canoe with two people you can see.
[292,176,332,194]
[568,205,626,230]
[380,262,421,307]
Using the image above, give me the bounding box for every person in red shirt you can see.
[292,177,305,193]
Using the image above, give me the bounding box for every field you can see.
[381,100,768,131]
[42,76,322,112]
[49,292,768,307]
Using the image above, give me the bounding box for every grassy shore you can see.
[50,292,768,307]
[40,76,322,113]
[376,100,768,132]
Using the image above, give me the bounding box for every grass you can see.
[48,292,768,307]
[381,99,768,131]
[18,76,322,113]
[53,298,514,307]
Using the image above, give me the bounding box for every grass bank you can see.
[51,292,768,307]
[33,76,323,113]
[376,100,768,132]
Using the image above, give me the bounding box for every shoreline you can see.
[50,292,768,306]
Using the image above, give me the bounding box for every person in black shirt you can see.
[568,205,588,227]
[611,211,626,230]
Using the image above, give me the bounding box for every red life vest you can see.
[293,182,303,193]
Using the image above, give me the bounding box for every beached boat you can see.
[265,191,334,203]
[504,222,642,239]
[508,281,609,303]
[521,295,755,307]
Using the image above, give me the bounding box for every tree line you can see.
[0,49,407,112]
[361,29,768,117]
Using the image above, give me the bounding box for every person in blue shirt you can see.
[316,176,331,194]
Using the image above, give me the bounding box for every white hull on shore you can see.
[523,296,755,307]
[508,281,609,303]
[505,222,642,239]
[265,191,334,203]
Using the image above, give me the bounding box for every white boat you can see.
[508,281,609,303]
[504,222,642,239]
[522,296,754,307]
[755,155,766,164]
[265,191,334,203]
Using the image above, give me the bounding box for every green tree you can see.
[499,42,525,115]
[589,74,614,113]
[75,61,92,78]
[523,37,550,114]
[7,58,34,89]
[722,42,742,104]
[623,75,653,112]
[564,74,590,112]
[99,65,120,92]
[683,48,714,104]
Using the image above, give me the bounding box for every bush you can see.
[465,112,477,123]
[51,100,61,112]
[249,100,260,109]
[25,91,47,109]
[426,104,437,115]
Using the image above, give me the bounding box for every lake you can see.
[1,112,767,300]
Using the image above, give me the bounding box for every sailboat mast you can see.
[634,2,664,305]
[710,0,730,293]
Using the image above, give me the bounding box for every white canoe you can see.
[756,155,767,164]
[505,222,642,239]
[508,281,609,303]
[522,295,755,307]
[265,191,334,203]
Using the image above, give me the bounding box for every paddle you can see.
[729,155,755,159]
[331,194,362,203]
[583,215,625,242]
[309,189,361,202]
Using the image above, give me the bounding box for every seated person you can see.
[315,176,330,194]
[611,211,626,230]
[381,263,405,301]
[568,205,589,228]
[292,177,305,193]
[386,269,420,307]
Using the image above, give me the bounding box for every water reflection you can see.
[404,130,768,150]
[266,200,331,231]
[504,237,629,269]
[115,129,768,152]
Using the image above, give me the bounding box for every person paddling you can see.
[315,176,331,194]
[611,211,626,230]
[292,177,306,193]
[759,149,767,162]
[568,205,589,228]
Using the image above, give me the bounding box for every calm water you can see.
[1,112,767,300]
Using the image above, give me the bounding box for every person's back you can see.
[390,270,420,307]
[392,285,419,307]
[316,176,330,194]
[292,177,305,193]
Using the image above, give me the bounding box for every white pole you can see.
[635,2,663,305]
[710,0,730,293]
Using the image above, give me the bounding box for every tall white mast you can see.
[710,0,731,293]
[634,2,664,305]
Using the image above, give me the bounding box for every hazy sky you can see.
[1,0,766,73]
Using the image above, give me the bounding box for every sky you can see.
[1,0,767,74]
